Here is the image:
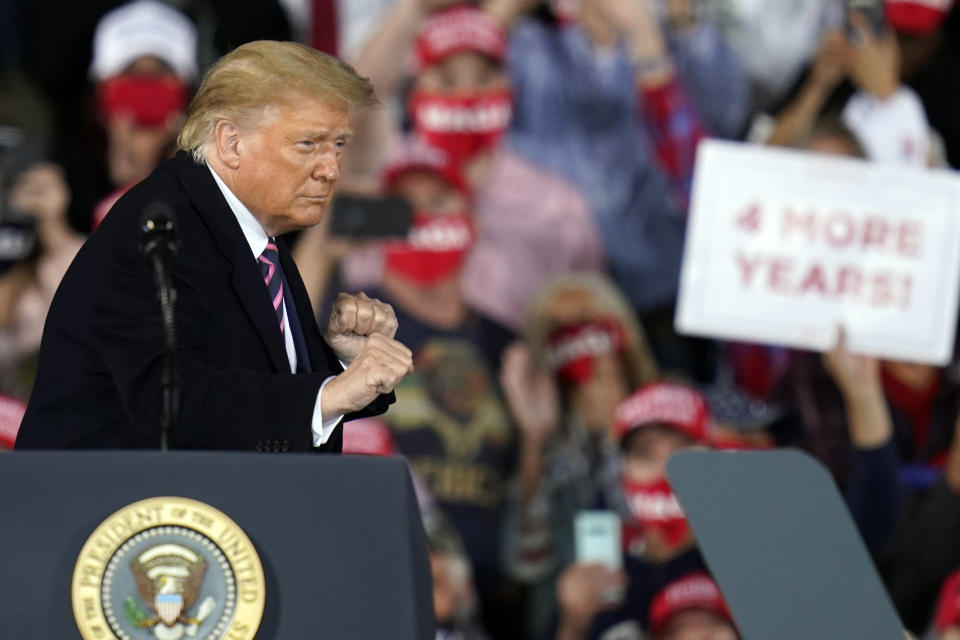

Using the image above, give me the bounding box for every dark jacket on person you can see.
[15,151,391,451]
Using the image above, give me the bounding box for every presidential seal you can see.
[72,497,265,640]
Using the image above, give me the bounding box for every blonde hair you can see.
[524,272,659,390]
[177,40,376,162]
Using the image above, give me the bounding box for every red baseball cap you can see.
[935,570,960,632]
[649,572,734,635]
[414,5,507,71]
[886,0,954,35]
[381,136,470,196]
[614,382,713,444]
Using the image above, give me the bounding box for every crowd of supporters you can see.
[2,0,960,638]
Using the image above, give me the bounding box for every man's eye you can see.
[296,141,315,151]
[335,139,347,152]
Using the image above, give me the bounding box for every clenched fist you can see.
[322,333,413,418]
[324,292,399,364]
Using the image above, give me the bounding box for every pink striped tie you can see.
[258,241,285,336]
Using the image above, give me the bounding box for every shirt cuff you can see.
[312,375,345,447]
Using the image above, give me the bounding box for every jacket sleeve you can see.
[667,21,750,139]
[844,439,903,553]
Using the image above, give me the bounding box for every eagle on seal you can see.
[129,543,212,637]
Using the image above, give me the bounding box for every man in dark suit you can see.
[15,41,414,452]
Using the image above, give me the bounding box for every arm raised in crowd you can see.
[767,29,849,148]
[823,332,902,553]
[500,342,561,503]
[340,0,458,187]
[660,0,750,138]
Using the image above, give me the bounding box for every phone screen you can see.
[574,510,622,569]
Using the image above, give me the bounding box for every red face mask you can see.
[546,319,625,386]
[621,475,691,552]
[97,75,188,127]
[408,88,512,168]
[385,212,473,286]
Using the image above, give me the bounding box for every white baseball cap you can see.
[90,0,198,82]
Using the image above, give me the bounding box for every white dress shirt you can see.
[208,166,343,446]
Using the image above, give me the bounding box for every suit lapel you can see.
[173,152,290,373]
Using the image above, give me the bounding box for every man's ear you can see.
[212,120,243,170]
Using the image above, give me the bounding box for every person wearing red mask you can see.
[613,383,711,563]
[405,5,514,172]
[88,0,197,229]
[299,135,519,637]
[342,1,604,344]
[378,139,475,330]
[556,571,739,640]
[498,273,660,639]
[553,384,716,640]
[300,136,477,342]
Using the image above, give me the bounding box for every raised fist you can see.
[323,333,414,416]
[323,292,399,365]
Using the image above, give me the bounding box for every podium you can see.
[667,449,903,640]
[0,451,434,638]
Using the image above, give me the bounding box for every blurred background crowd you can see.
[2,0,960,638]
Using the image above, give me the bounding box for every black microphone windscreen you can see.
[139,202,180,257]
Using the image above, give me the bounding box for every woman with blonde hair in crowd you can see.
[499,271,658,639]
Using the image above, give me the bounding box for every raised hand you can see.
[823,327,892,449]
[323,292,399,365]
[822,326,881,399]
[500,342,560,447]
[810,28,851,91]
[847,10,900,100]
[556,563,628,639]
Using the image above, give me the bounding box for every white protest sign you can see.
[676,139,960,364]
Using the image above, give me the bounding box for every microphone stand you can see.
[150,252,179,451]
[140,206,180,451]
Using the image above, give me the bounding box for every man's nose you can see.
[312,150,340,182]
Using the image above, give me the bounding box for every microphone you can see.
[139,202,180,451]
[139,202,180,259]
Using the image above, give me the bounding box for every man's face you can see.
[233,94,352,236]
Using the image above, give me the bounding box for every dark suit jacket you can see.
[15,151,392,451]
